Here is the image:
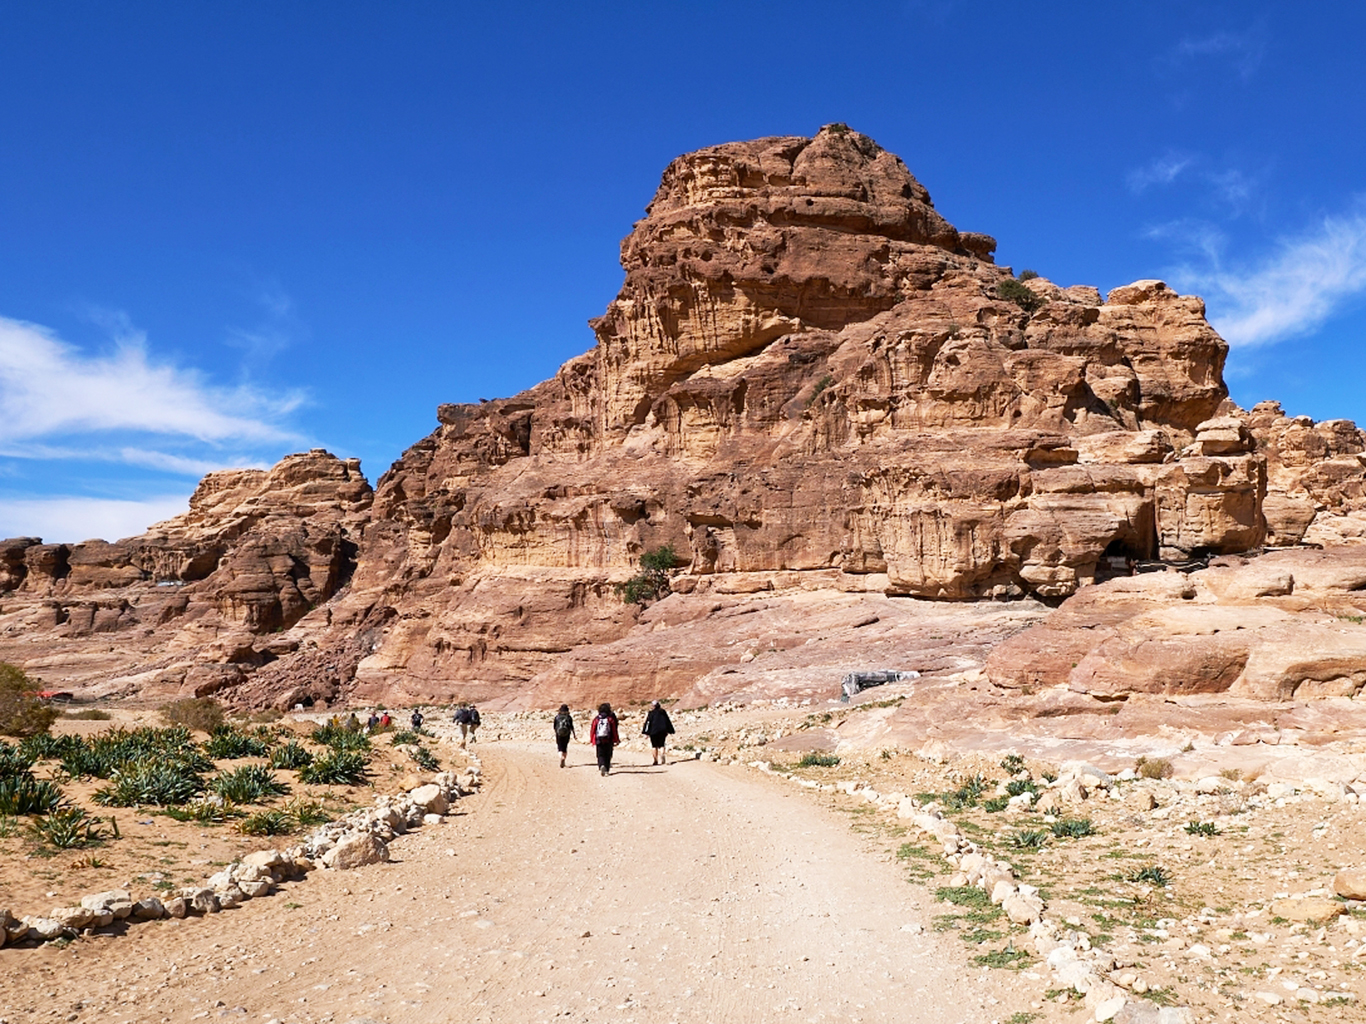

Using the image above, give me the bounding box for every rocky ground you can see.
[2,699,1364,1023]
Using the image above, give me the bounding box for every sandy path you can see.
[2,742,1023,1024]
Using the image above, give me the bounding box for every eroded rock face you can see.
[0,450,371,699]
[5,127,1366,711]
[986,546,1366,700]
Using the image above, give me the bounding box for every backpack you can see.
[595,715,613,741]
[469,708,481,726]
[454,707,470,725]
[554,712,573,740]
[411,711,423,728]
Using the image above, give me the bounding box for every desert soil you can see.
[0,737,1030,1024]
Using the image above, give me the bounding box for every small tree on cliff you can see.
[0,662,57,737]
[616,545,680,606]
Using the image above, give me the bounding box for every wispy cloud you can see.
[1127,153,1193,194]
[225,281,305,364]
[0,315,304,450]
[0,494,192,543]
[1170,200,1366,347]
[1166,26,1266,80]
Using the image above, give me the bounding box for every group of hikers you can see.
[553,700,675,775]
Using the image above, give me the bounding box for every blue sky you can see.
[2,1,1364,541]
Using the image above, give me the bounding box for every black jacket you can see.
[643,706,675,738]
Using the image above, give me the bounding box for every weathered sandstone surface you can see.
[3,126,1366,713]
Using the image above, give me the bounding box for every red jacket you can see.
[588,714,619,745]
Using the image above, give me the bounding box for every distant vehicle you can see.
[37,691,75,704]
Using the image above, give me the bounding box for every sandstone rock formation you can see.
[0,450,370,700]
[3,125,1366,712]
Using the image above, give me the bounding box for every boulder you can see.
[321,832,390,870]
[131,897,166,921]
[1270,897,1343,923]
[1333,867,1366,901]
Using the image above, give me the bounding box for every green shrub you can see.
[298,748,368,786]
[0,772,62,815]
[29,806,107,849]
[408,745,440,771]
[160,697,225,733]
[238,809,294,836]
[92,761,205,807]
[0,741,36,779]
[1010,829,1050,849]
[983,796,1010,813]
[211,765,288,804]
[285,798,331,827]
[996,278,1045,313]
[204,726,270,760]
[1135,756,1173,780]
[615,545,681,605]
[797,752,841,768]
[63,708,112,721]
[163,797,236,824]
[1184,820,1220,837]
[1125,864,1171,886]
[18,732,75,762]
[999,753,1026,773]
[1017,269,1039,281]
[0,663,58,737]
[1051,818,1096,839]
[268,741,313,770]
[59,727,210,780]
[1005,778,1039,798]
[310,722,370,751]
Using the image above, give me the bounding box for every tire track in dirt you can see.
[0,741,1026,1024]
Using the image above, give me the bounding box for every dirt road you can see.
[2,742,1027,1024]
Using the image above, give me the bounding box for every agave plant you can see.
[268,740,313,770]
[163,796,237,824]
[0,772,62,815]
[238,809,294,836]
[211,764,289,804]
[92,761,206,807]
[1050,818,1097,839]
[29,806,108,849]
[408,745,440,772]
[204,726,271,760]
[310,722,371,752]
[298,748,368,786]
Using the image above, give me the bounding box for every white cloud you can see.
[1172,201,1366,347]
[1167,27,1266,80]
[0,494,191,544]
[1127,153,1193,194]
[0,316,304,448]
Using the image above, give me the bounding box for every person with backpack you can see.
[642,700,675,765]
[552,704,575,767]
[410,708,424,731]
[453,704,471,747]
[467,705,481,744]
[588,702,619,776]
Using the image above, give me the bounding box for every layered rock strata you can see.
[3,126,1366,710]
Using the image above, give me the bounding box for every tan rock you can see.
[322,832,390,870]
[1334,867,1366,901]
[1271,897,1344,923]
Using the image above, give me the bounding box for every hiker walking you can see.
[453,704,471,747]
[467,705,481,744]
[642,700,675,765]
[552,704,575,767]
[588,702,619,776]
[410,708,424,731]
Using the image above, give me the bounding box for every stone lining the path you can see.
[0,760,481,948]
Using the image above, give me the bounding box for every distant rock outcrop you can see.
[3,126,1366,710]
